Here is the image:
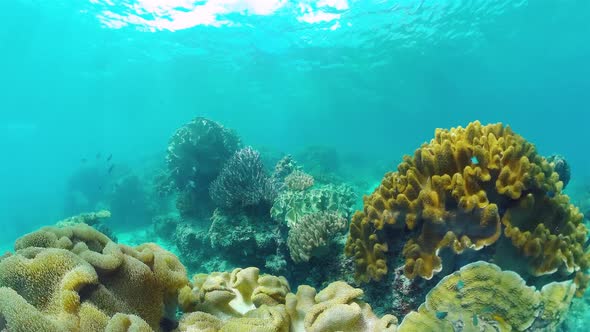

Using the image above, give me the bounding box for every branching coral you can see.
[209,146,275,209]
[0,222,188,332]
[287,211,347,263]
[166,117,240,218]
[345,121,590,283]
[398,261,576,332]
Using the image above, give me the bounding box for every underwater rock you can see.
[345,121,589,287]
[152,213,181,241]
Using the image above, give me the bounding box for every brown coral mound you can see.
[345,121,590,282]
[0,222,188,332]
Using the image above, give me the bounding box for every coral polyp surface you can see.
[284,170,315,191]
[177,267,397,332]
[287,211,347,263]
[345,121,589,282]
[0,221,188,332]
[398,261,576,332]
[209,146,275,209]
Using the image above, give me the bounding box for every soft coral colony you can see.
[0,120,588,332]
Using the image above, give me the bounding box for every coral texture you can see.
[398,261,576,332]
[272,183,355,228]
[166,117,240,218]
[287,211,347,263]
[177,267,396,332]
[271,155,300,186]
[284,170,315,191]
[209,146,274,209]
[56,210,112,227]
[0,222,188,332]
[345,121,589,282]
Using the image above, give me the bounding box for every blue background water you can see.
[1,0,589,249]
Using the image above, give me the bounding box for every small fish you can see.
[472,314,479,326]
[80,158,87,163]
[96,153,101,159]
[470,156,479,165]
[436,311,448,319]
[456,280,465,290]
[108,165,114,174]
[106,154,112,162]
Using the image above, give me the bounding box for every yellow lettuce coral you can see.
[345,121,589,282]
[398,261,576,332]
[0,221,188,332]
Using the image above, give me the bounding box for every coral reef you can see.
[271,155,300,186]
[177,267,396,332]
[208,208,287,274]
[1,219,578,332]
[345,121,590,284]
[0,222,188,332]
[166,117,240,219]
[398,261,576,332]
[209,146,275,209]
[55,209,117,242]
[284,170,315,191]
[287,211,347,263]
[547,154,571,189]
[272,183,356,228]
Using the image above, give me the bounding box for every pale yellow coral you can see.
[179,267,290,322]
[178,269,397,332]
[398,261,576,332]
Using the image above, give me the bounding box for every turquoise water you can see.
[1,0,590,330]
